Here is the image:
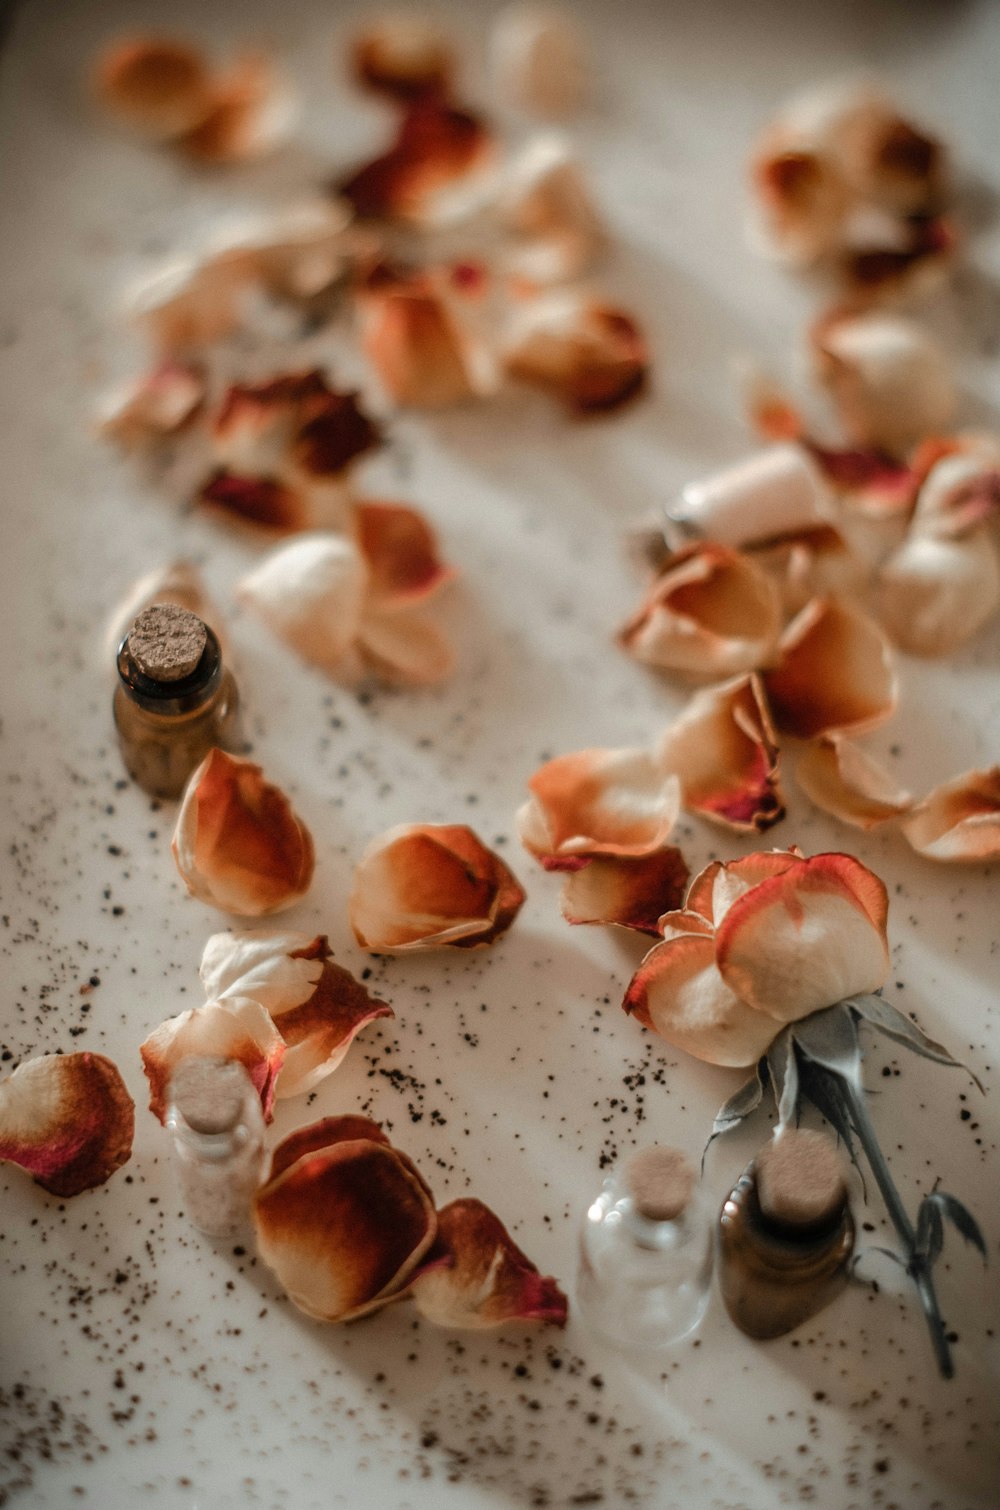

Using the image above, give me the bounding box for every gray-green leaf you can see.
[924,1189,988,1260]
[790,1002,862,1088]
[766,1028,799,1129]
[846,994,984,1092]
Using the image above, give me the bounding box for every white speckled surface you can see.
[1,1,998,1506]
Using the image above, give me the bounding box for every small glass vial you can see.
[166,1056,265,1239]
[576,1146,714,1352]
[113,602,239,799]
[718,1128,855,1340]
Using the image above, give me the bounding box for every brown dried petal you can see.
[658,674,784,833]
[901,768,1000,863]
[560,848,689,935]
[172,749,315,917]
[518,747,680,869]
[763,597,897,739]
[0,1053,134,1197]
[412,1199,568,1329]
[212,371,381,482]
[337,99,493,221]
[140,996,285,1124]
[94,36,212,140]
[504,292,648,414]
[796,736,912,829]
[355,501,455,607]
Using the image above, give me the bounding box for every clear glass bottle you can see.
[165,1056,265,1239]
[113,603,240,800]
[717,1127,855,1340]
[576,1145,714,1352]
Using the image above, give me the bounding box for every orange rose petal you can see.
[337,99,493,221]
[178,53,296,164]
[877,529,1000,657]
[0,1053,134,1198]
[266,1114,395,1182]
[355,501,456,606]
[199,931,393,1097]
[358,606,457,686]
[623,934,778,1068]
[560,848,689,935]
[619,544,782,681]
[715,852,889,1022]
[140,996,285,1124]
[518,747,681,870]
[763,597,897,739]
[655,908,715,942]
[901,768,1000,863]
[351,18,454,102]
[98,361,205,449]
[94,36,212,140]
[173,750,315,917]
[411,1199,568,1329]
[350,824,525,951]
[796,737,912,830]
[657,674,784,833]
[254,1127,437,1321]
[359,264,493,408]
[504,293,648,414]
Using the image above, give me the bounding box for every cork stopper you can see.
[169,1056,250,1135]
[128,603,208,682]
[623,1145,695,1222]
[756,1129,846,1230]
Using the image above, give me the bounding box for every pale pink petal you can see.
[337,99,494,222]
[796,737,912,829]
[518,747,680,869]
[623,934,778,1068]
[0,1053,134,1197]
[901,768,1000,863]
[491,6,589,117]
[359,262,495,408]
[877,529,1000,657]
[560,848,689,935]
[715,852,889,1022]
[140,996,285,1123]
[178,52,296,164]
[254,1118,437,1322]
[764,598,897,739]
[351,17,454,101]
[619,545,782,681]
[172,749,315,917]
[358,606,456,685]
[354,501,456,607]
[812,312,955,455]
[411,1199,568,1329]
[503,291,648,414]
[657,674,784,833]
[93,36,212,139]
[350,824,525,951]
[98,361,205,450]
[675,445,833,548]
[238,533,368,675]
[199,931,392,1097]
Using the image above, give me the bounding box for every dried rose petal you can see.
[796,736,912,830]
[751,143,850,267]
[693,850,802,926]
[212,371,381,483]
[618,544,782,680]
[199,473,328,534]
[98,361,205,450]
[518,747,680,870]
[178,53,296,164]
[351,17,454,102]
[354,501,455,607]
[877,529,1000,657]
[172,749,315,917]
[140,996,285,1124]
[254,1116,437,1322]
[129,259,251,352]
[357,606,457,685]
[210,200,359,304]
[337,99,493,221]
[0,1053,134,1197]
[491,5,589,117]
[804,441,918,518]
[841,213,956,305]
[412,1199,568,1329]
[350,824,525,951]
[504,291,647,414]
[763,598,897,739]
[910,445,1000,541]
[94,36,212,140]
[749,524,864,618]
[658,674,784,833]
[836,92,948,215]
[901,768,1000,863]
[199,931,393,1097]
[104,560,225,663]
[812,312,955,456]
[499,137,605,283]
[560,848,689,935]
[359,263,495,408]
[675,445,833,548]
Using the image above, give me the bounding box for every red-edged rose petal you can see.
[140,996,285,1124]
[901,768,1000,863]
[763,597,897,739]
[518,747,680,870]
[411,1199,568,1329]
[560,848,689,935]
[623,934,778,1068]
[355,501,456,606]
[796,737,913,829]
[0,1053,134,1197]
[657,674,784,833]
[504,293,648,414]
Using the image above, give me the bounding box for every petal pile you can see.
[350,824,525,951]
[140,996,285,1124]
[0,1053,134,1197]
[623,851,890,1066]
[172,749,315,916]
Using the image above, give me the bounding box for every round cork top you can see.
[756,1129,846,1230]
[127,603,207,682]
[169,1056,250,1135]
[623,1145,695,1222]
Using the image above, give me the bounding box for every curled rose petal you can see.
[812,311,955,456]
[504,291,648,414]
[518,747,680,870]
[337,98,493,221]
[254,1117,437,1322]
[350,824,525,951]
[140,996,285,1124]
[210,200,360,304]
[129,259,251,353]
[618,544,782,680]
[805,441,918,519]
[715,852,889,1022]
[878,528,1000,657]
[763,597,897,739]
[351,16,454,102]
[211,371,381,484]
[750,142,850,267]
[200,931,393,1097]
[749,524,864,618]
[354,501,455,607]
[411,1199,568,1329]
[98,361,205,450]
[674,445,833,548]
[901,768,1000,863]
[178,53,297,165]
[491,5,589,117]
[699,850,802,926]
[560,848,689,935]
[104,559,225,663]
[172,749,315,917]
[657,674,784,833]
[356,607,456,685]
[237,533,368,674]
[359,262,496,408]
[499,136,605,283]
[623,933,779,1068]
[796,736,912,829]
[0,1053,134,1197]
[911,446,1000,541]
[93,36,212,140]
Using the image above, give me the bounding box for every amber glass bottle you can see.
[113,603,239,799]
[718,1128,855,1340]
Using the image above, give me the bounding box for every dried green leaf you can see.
[846,994,984,1092]
[925,1189,987,1260]
[705,1062,767,1163]
[791,1002,861,1088]
[766,1028,799,1130]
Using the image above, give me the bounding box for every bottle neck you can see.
[117,626,224,716]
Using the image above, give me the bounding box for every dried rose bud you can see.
[411,1200,568,1328]
[0,1052,134,1197]
[140,996,285,1123]
[172,749,315,916]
